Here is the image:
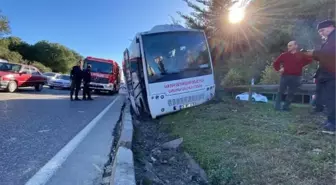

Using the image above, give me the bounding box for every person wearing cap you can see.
[302,20,335,133]
[82,64,93,100]
[70,60,83,101]
[273,40,313,111]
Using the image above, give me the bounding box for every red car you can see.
[0,62,47,92]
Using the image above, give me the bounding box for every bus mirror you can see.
[136,38,139,43]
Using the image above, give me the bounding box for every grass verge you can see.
[160,96,335,185]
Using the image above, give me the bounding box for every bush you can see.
[221,68,245,87]
[0,46,22,63]
[259,64,280,84]
[31,61,52,73]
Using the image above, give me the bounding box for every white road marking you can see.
[92,163,103,173]
[22,168,33,175]
[25,96,120,185]
[7,137,17,143]
[38,129,51,133]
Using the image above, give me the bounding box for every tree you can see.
[178,0,250,52]
[0,10,11,36]
[169,15,182,25]
[32,41,82,73]
[259,64,280,85]
[178,0,335,86]
[221,68,245,87]
[0,47,22,63]
[0,37,82,73]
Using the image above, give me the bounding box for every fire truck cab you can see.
[83,56,120,94]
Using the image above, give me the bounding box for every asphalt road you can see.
[0,87,118,185]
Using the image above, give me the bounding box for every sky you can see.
[1,0,194,66]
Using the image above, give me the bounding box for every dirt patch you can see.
[132,116,209,185]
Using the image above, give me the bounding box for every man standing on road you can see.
[302,20,335,133]
[70,60,83,101]
[273,41,313,111]
[82,64,93,100]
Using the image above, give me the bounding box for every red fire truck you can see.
[83,56,120,94]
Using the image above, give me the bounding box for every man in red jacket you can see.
[273,41,313,111]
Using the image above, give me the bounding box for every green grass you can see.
[161,96,335,185]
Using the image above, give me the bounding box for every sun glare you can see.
[229,7,245,24]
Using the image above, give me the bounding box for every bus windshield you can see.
[83,59,113,74]
[142,31,212,84]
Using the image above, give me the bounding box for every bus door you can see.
[124,49,139,115]
[123,49,133,96]
[130,58,141,101]
[136,44,148,107]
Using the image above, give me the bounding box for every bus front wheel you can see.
[139,99,150,119]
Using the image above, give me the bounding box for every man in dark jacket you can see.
[303,20,335,133]
[312,67,324,112]
[312,36,328,112]
[82,64,93,100]
[70,60,83,101]
[273,40,313,111]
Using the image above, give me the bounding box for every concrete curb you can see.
[110,103,136,185]
[117,106,133,149]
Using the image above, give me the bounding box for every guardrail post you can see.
[248,86,252,102]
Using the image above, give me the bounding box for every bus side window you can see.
[130,62,138,73]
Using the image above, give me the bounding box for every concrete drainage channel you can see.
[101,101,136,185]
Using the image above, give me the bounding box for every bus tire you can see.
[139,99,150,120]
[130,96,140,116]
[139,99,145,114]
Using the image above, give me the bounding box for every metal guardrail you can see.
[224,84,315,95]
[223,84,316,104]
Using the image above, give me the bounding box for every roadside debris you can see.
[133,118,209,185]
[161,138,183,150]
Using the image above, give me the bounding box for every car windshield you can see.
[83,60,113,74]
[57,75,70,80]
[0,63,22,73]
[142,31,212,83]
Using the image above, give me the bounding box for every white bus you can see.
[123,24,215,119]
